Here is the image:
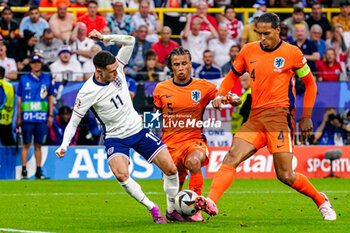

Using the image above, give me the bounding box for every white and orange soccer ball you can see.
[175,190,198,216]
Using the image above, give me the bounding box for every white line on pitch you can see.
[0,228,54,233]
[0,190,349,197]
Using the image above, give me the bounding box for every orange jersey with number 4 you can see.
[232,41,306,110]
[153,78,217,148]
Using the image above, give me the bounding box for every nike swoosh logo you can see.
[250,61,257,64]
[165,95,173,98]
[277,145,284,148]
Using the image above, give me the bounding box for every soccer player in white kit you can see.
[55,30,180,224]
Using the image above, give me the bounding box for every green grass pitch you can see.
[0,178,349,233]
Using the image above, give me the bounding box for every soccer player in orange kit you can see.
[153,47,241,222]
[195,12,337,221]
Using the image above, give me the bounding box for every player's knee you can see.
[276,172,295,186]
[186,157,201,172]
[115,172,129,182]
[163,164,178,176]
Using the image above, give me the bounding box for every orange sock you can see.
[189,173,204,195]
[208,164,236,204]
[291,172,325,206]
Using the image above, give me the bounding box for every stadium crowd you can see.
[0,0,350,152]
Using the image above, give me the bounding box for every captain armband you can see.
[295,64,311,78]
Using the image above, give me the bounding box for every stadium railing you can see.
[5,7,341,27]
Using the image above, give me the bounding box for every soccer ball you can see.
[175,190,198,216]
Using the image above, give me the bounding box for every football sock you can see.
[189,173,204,195]
[208,164,236,204]
[291,172,326,206]
[118,177,155,210]
[163,172,179,213]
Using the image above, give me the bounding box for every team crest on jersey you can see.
[274,57,285,69]
[113,76,123,89]
[191,90,201,102]
[75,98,81,108]
[107,147,114,155]
[40,84,48,99]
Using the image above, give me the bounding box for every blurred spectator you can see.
[16,30,39,73]
[181,15,217,68]
[16,54,54,179]
[69,22,95,67]
[332,1,350,32]
[241,10,262,45]
[151,26,179,68]
[283,7,309,40]
[195,49,222,83]
[291,24,320,73]
[222,45,240,76]
[39,0,55,21]
[82,44,102,80]
[96,26,120,56]
[131,0,161,43]
[231,73,251,135]
[0,39,17,81]
[222,5,243,45]
[315,107,347,145]
[0,6,20,58]
[208,23,236,68]
[128,25,152,75]
[77,0,107,36]
[70,0,87,19]
[19,6,49,38]
[306,2,331,40]
[191,1,218,32]
[20,52,51,74]
[50,45,83,82]
[46,106,78,145]
[247,2,267,24]
[309,24,326,59]
[0,66,15,146]
[49,0,75,42]
[98,0,114,18]
[34,28,63,65]
[326,24,347,75]
[279,22,294,44]
[161,0,186,35]
[316,48,343,82]
[136,49,163,81]
[108,0,134,35]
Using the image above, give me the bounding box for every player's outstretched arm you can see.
[298,71,317,139]
[89,29,135,65]
[55,113,83,158]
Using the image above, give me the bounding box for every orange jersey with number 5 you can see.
[232,41,306,110]
[153,78,217,147]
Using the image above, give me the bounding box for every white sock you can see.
[163,172,179,213]
[118,177,155,210]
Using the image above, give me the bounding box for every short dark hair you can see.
[43,28,53,35]
[1,6,12,13]
[58,106,72,115]
[293,7,304,14]
[231,45,240,50]
[29,6,39,12]
[0,66,5,78]
[145,49,156,60]
[311,2,322,8]
[224,5,235,14]
[257,12,280,29]
[93,51,116,69]
[203,49,212,55]
[167,47,192,70]
[87,0,98,6]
